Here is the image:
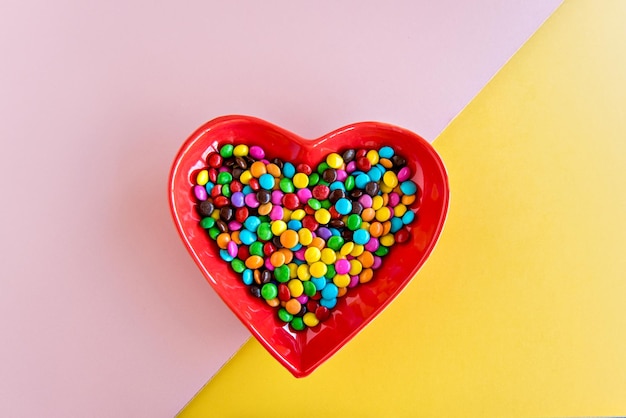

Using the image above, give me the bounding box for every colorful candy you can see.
[193,145,420,331]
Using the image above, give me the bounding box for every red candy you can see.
[213,196,229,207]
[356,156,371,171]
[235,207,249,223]
[207,152,223,168]
[395,228,410,243]
[210,184,222,198]
[312,185,329,200]
[301,215,319,231]
[315,306,331,321]
[296,163,312,175]
[282,193,300,210]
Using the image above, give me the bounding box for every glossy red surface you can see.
[169,115,449,377]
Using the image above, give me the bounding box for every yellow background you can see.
[180,1,626,416]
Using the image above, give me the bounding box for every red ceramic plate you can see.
[169,115,449,377]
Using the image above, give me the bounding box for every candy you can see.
[192,144,420,331]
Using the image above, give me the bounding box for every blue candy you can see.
[321,283,339,299]
[400,180,417,195]
[367,166,382,182]
[355,173,371,189]
[335,198,352,215]
[329,181,345,191]
[353,229,371,245]
[320,297,337,309]
[378,146,395,159]
[283,162,296,178]
[402,210,416,225]
[219,249,234,262]
[390,217,404,233]
[287,219,302,231]
[243,216,261,232]
[239,229,257,245]
[311,277,326,291]
[242,269,254,285]
[258,173,275,190]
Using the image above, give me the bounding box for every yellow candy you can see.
[304,247,321,263]
[290,209,306,221]
[270,220,287,236]
[287,279,304,297]
[375,207,391,222]
[240,170,252,185]
[366,150,379,165]
[372,195,384,210]
[297,264,311,281]
[233,144,249,157]
[320,248,337,264]
[314,208,331,224]
[333,274,351,288]
[380,233,395,247]
[326,153,343,169]
[298,228,313,246]
[303,312,319,327]
[380,183,393,193]
[196,170,208,186]
[309,261,328,278]
[340,242,355,256]
[349,259,363,275]
[292,173,309,189]
[282,208,292,222]
[350,244,364,257]
[383,171,398,188]
[394,204,407,217]
[210,210,220,220]
[288,263,298,279]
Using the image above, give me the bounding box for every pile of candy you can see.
[193,144,419,331]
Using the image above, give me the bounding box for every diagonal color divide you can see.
[178,1,626,416]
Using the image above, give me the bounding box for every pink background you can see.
[0,1,560,416]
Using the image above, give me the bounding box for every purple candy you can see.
[335,259,351,275]
[218,166,229,172]
[388,192,400,207]
[296,188,312,202]
[397,166,411,182]
[296,295,309,304]
[231,191,245,207]
[227,240,238,258]
[364,237,379,252]
[271,190,284,205]
[269,205,283,221]
[317,227,332,240]
[264,258,274,271]
[194,185,207,201]
[371,255,383,269]
[244,193,259,208]
[348,275,360,288]
[336,169,347,181]
[249,146,265,159]
[358,194,372,208]
[228,221,242,231]
[346,161,356,173]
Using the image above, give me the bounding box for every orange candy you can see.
[285,298,302,315]
[280,229,299,248]
[216,233,231,249]
[359,268,374,284]
[245,255,264,269]
[270,251,286,267]
[250,161,267,177]
[361,207,376,222]
[369,221,384,237]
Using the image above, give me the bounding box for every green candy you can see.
[345,175,355,191]
[290,316,305,331]
[317,162,330,175]
[308,173,320,186]
[278,308,293,322]
[375,246,390,257]
[219,144,234,158]
[208,226,220,240]
[249,241,264,257]
[346,214,362,231]
[303,281,316,297]
[274,265,290,283]
[307,198,322,210]
[327,236,344,251]
[221,183,231,197]
[200,217,215,229]
[217,171,232,185]
[279,178,295,193]
[257,222,273,241]
[320,199,331,209]
[325,264,336,279]
[261,283,278,300]
[231,259,245,274]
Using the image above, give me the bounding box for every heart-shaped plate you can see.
[169,115,449,377]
